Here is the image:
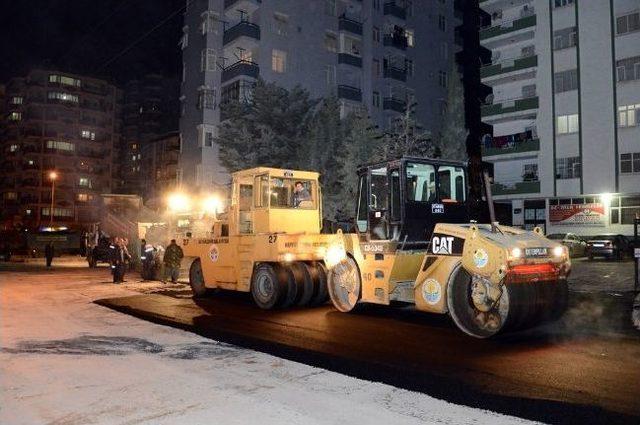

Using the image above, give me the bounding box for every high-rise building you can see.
[479,0,640,234]
[140,131,181,208]
[119,74,180,196]
[0,69,122,229]
[179,0,460,189]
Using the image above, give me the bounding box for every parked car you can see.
[547,233,587,257]
[585,234,629,260]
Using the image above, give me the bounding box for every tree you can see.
[217,80,317,171]
[437,64,469,161]
[384,102,436,159]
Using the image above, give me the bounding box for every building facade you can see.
[0,69,122,229]
[179,0,459,189]
[140,131,181,208]
[119,74,180,196]
[479,0,640,235]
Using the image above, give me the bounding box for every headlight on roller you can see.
[510,247,522,259]
[553,245,565,258]
[324,244,346,269]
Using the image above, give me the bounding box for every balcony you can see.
[384,65,407,82]
[482,137,539,157]
[223,21,260,46]
[481,96,538,118]
[481,55,538,80]
[338,53,363,68]
[491,180,540,196]
[338,15,363,35]
[383,34,408,51]
[383,2,406,20]
[480,14,536,41]
[337,85,362,102]
[222,60,259,83]
[383,97,406,113]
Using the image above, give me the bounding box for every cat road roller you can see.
[323,156,571,338]
[181,167,338,309]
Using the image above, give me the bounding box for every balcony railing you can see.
[480,55,538,78]
[222,60,259,83]
[481,96,539,117]
[383,2,406,20]
[338,15,363,35]
[482,136,539,157]
[383,97,406,113]
[338,53,363,68]
[480,14,536,40]
[223,21,260,45]
[383,34,408,50]
[337,85,362,102]
[384,66,407,82]
[491,180,540,196]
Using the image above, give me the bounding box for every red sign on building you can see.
[549,203,605,226]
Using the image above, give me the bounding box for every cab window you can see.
[438,166,466,202]
[269,177,316,209]
[370,167,388,210]
[356,176,368,232]
[406,162,436,202]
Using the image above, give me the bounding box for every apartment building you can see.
[0,69,122,229]
[140,131,181,208]
[179,0,459,189]
[479,0,640,235]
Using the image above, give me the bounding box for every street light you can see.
[48,171,58,226]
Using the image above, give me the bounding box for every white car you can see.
[547,233,586,257]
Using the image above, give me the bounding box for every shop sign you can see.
[549,203,605,226]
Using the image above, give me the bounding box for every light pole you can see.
[48,171,58,226]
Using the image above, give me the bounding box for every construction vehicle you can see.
[181,167,336,308]
[324,156,570,338]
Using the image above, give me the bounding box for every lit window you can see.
[272,49,287,73]
[81,130,96,140]
[10,96,23,105]
[405,29,415,47]
[49,74,81,87]
[79,177,91,188]
[8,112,22,121]
[556,114,580,134]
[9,144,19,152]
[3,192,17,200]
[26,209,32,215]
[324,32,338,52]
[77,193,88,202]
[46,140,75,151]
[47,92,79,103]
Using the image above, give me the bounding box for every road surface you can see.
[94,275,640,424]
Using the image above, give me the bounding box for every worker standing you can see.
[111,237,131,283]
[163,239,184,283]
[44,242,54,268]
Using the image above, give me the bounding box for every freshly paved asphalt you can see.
[97,287,640,425]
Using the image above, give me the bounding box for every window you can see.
[47,92,79,103]
[556,114,579,135]
[81,130,96,140]
[342,35,362,56]
[522,164,539,181]
[438,71,447,88]
[200,11,219,35]
[272,49,287,73]
[373,26,380,43]
[8,112,21,121]
[273,13,289,36]
[10,96,23,105]
[3,192,17,200]
[554,69,578,93]
[324,32,337,52]
[406,162,436,202]
[373,58,381,78]
[79,177,92,188]
[405,59,414,77]
[440,42,448,60]
[77,193,88,202]
[9,144,18,152]
[616,56,640,82]
[438,15,446,32]
[41,207,73,217]
[46,140,75,151]
[405,29,415,47]
[197,124,218,147]
[197,88,216,109]
[555,157,581,179]
[553,27,577,50]
[621,153,640,173]
[200,48,217,72]
[619,104,640,127]
[325,65,336,87]
[616,12,640,36]
[49,74,81,87]
[220,80,255,104]
[356,176,368,232]
[554,0,574,7]
[325,0,336,16]
[373,91,380,108]
[439,166,466,202]
[181,26,189,49]
[373,0,380,11]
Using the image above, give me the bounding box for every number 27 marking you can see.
[268,234,278,243]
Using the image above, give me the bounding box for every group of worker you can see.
[110,237,183,284]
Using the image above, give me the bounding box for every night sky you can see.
[0,0,184,84]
